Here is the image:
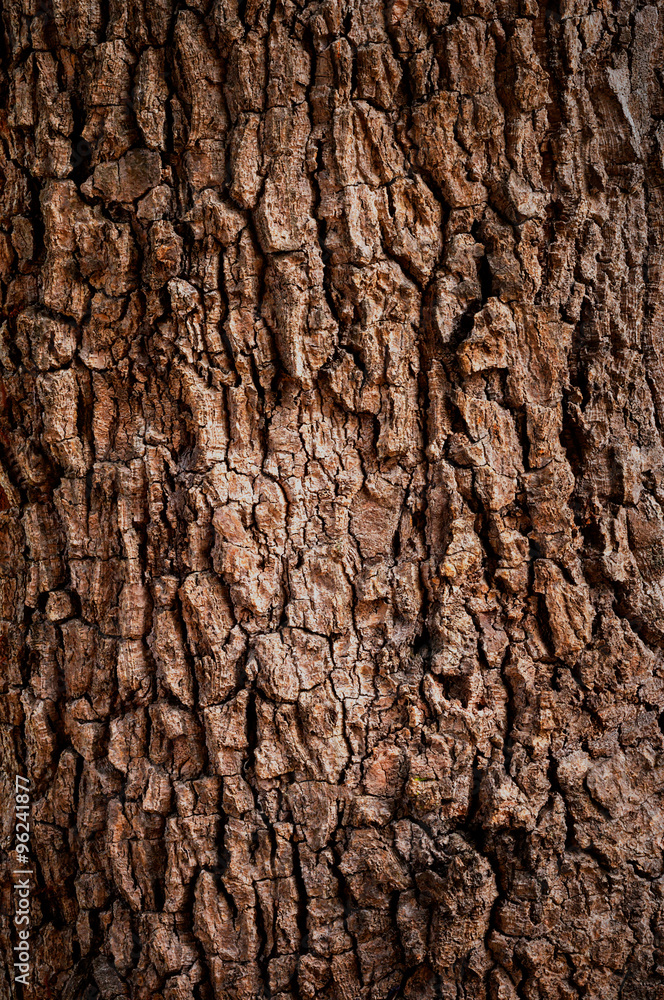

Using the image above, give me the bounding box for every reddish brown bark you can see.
[1,1,664,998]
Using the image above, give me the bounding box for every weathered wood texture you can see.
[1,0,664,997]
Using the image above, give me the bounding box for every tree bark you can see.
[1,0,664,998]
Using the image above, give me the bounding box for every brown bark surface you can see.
[1,0,664,998]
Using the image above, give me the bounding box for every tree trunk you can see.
[1,0,664,998]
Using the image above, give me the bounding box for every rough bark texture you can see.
[2,0,664,998]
